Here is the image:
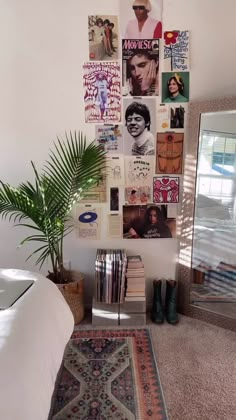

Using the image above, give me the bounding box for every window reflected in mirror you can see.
[191,111,236,319]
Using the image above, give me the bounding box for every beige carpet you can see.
[150,315,236,420]
[75,314,236,420]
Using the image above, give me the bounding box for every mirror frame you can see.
[177,96,236,332]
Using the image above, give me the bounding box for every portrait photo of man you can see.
[120,0,163,40]
[123,98,156,156]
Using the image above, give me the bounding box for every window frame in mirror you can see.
[176,96,236,332]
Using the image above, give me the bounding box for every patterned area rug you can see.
[49,328,168,420]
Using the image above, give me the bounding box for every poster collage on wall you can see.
[77,0,190,240]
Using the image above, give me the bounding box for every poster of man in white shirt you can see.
[120,0,163,40]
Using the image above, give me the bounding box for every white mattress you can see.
[0,269,74,420]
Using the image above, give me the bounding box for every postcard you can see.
[156,132,184,174]
[157,103,187,131]
[75,206,102,240]
[125,156,154,186]
[162,71,189,103]
[95,124,123,154]
[153,176,179,203]
[88,15,119,61]
[163,30,190,72]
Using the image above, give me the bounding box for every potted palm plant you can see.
[0,131,106,323]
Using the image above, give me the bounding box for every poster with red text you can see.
[83,62,121,123]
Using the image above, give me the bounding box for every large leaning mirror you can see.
[177,96,236,331]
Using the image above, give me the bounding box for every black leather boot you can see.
[151,280,164,324]
[165,280,179,324]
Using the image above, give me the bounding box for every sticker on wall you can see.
[88,15,119,61]
[107,156,125,186]
[125,156,154,186]
[75,206,102,240]
[156,132,184,174]
[123,97,156,156]
[162,72,189,103]
[122,39,159,97]
[157,103,187,131]
[95,124,123,154]
[153,176,179,203]
[120,0,163,39]
[125,186,151,205]
[83,62,121,123]
[163,30,190,72]
[123,204,176,239]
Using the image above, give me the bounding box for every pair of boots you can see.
[151,279,178,324]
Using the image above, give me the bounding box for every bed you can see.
[0,269,74,420]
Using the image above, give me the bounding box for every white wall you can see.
[1,0,236,305]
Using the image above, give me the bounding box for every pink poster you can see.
[153,176,179,203]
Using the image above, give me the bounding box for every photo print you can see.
[123,97,156,155]
[125,185,151,204]
[95,124,123,154]
[157,103,187,131]
[162,71,189,103]
[83,62,121,123]
[123,204,176,239]
[153,176,179,203]
[125,156,154,186]
[163,30,190,72]
[88,15,119,61]
[120,0,163,39]
[122,38,159,96]
[156,132,184,174]
[75,206,102,240]
[110,187,119,211]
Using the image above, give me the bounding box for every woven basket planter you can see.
[57,270,84,325]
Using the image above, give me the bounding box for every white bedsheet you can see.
[0,269,74,420]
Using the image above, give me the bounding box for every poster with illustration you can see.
[120,0,163,39]
[156,132,184,174]
[157,103,187,131]
[153,176,179,203]
[83,62,121,123]
[125,186,151,204]
[162,71,189,103]
[78,176,107,203]
[163,30,190,72]
[125,156,154,186]
[95,125,123,154]
[122,39,159,96]
[75,206,101,240]
[123,204,176,239]
[88,15,119,61]
[107,155,125,186]
[123,97,156,156]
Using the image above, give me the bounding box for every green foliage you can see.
[0,132,106,283]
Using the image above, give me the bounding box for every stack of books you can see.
[125,255,145,302]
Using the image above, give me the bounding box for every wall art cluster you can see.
[77,0,190,240]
